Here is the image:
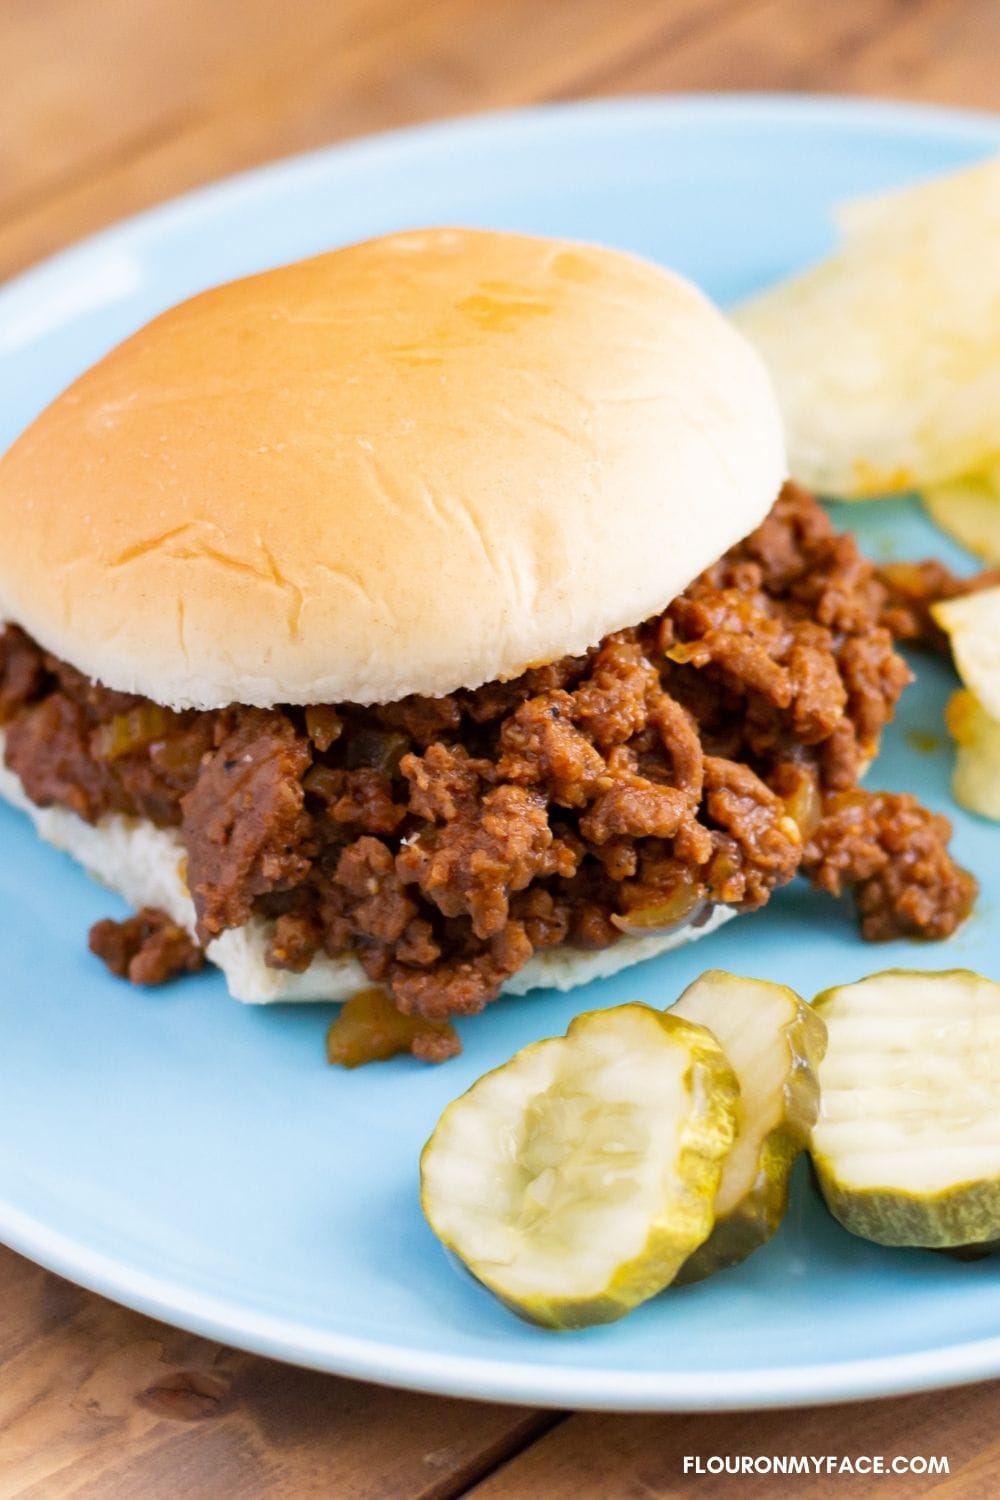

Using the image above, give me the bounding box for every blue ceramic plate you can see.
[2,96,999,1412]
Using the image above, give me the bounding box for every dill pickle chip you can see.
[670,970,827,1283]
[420,1003,738,1328]
[811,969,1000,1248]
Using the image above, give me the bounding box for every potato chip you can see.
[944,690,1000,822]
[932,587,1000,720]
[923,465,1000,563]
[932,587,1000,821]
[734,157,1000,499]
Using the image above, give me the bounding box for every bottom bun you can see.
[0,741,735,1003]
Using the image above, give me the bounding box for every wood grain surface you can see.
[2,1,1000,1495]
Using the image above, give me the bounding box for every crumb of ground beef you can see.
[89,908,204,985]
[180,709,315,941]
[396,783,580,939]
[265,911,324,972]
[803,790,977,941]
[878,560,1000,651]
[0,483,976,1030]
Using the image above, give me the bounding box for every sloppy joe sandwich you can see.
[0,228,974,1028]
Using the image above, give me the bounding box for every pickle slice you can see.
[670,970,827,1283]
[811,969,1000,1248]
[420,1004,738,1328]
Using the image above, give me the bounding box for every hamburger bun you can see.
[0,228,784,710]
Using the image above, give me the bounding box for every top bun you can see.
[0,228,785,709]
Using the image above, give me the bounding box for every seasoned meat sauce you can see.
[88,907,204,986]
[0,485,976,1014]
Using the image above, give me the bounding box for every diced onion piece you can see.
[612,874,703,933]
[91,704,174,760]
[327,988,459,1067]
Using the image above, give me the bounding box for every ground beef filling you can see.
[88,908,205,986]
[877,559,1000,652]
[0,484,976,1015]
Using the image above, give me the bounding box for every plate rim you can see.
[4,90,1000,314]
[3,91,1000,1411]
[6,1198,1000,1411]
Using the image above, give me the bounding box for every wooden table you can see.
[3,1,999,1494]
